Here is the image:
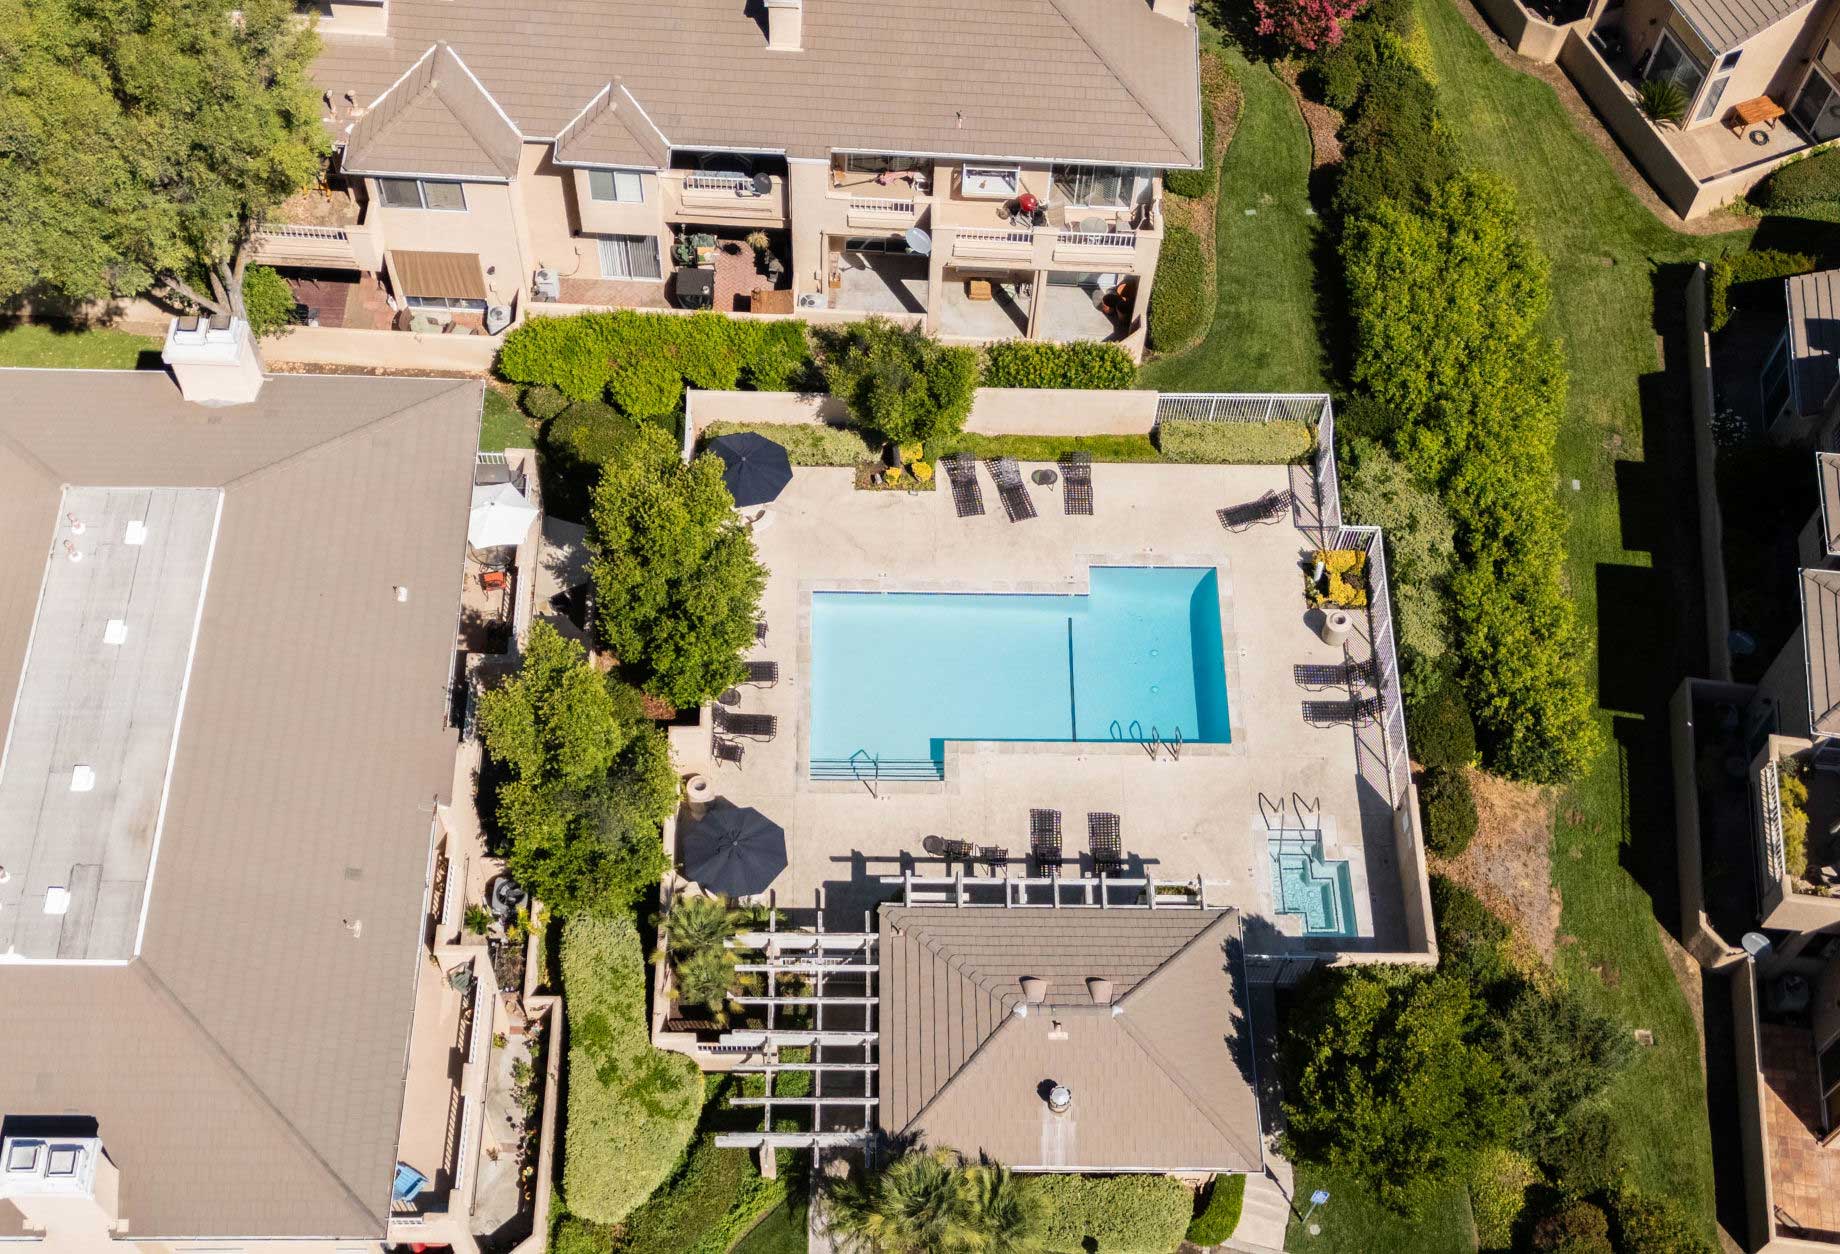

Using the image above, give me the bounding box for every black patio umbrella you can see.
[681,801,788,897]
[708,432,793,507]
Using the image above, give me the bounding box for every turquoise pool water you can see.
[808,566,1230,775]
[1268,837,1357,936]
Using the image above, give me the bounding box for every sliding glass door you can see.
[1646,30,1708,115]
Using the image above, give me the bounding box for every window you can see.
[960,165,1021,198]
[1718,49,1743,72]
[1795,65,1840,142]
[842,154,929,176]
[597,234,662,280]
[588,169,644,203]
[1761,330,1794,426]
[406,295,488,312]
[1644,30,1708,113]
[842,236,911,253]
[377,177,467,211]
[1052,165,1149,208]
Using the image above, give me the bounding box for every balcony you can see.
[845,196,921,230]
[661,171,789,227]
[949,229,1036,263]
[1753,735,1840,929]
[250,183,380,270]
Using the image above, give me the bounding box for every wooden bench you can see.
[1728,95,1786,136]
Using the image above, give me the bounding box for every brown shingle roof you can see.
[344,41,523,179]
[554,82,672,169]
[0,369,481,1238]
[877,906,1261,1173]
[315,0,1201,168]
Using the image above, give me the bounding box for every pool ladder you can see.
[1118,720,1181,761]
[1258,791,1321,833]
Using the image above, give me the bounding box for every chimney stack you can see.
[765,0,802,51]
[1150,0,1189,19]
[161,315,265,406]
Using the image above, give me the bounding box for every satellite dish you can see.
[905,227,933,256]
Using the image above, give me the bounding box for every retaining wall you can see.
[1470,0,1573,61]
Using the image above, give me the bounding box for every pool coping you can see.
[795,551,1246,795]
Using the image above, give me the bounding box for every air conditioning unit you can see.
[796,293,823,309]
[532,268,560,301]
[485,304,513,335]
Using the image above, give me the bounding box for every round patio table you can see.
[1031,468,1059,487]
[922,834,946,856]
[717,687,742,707]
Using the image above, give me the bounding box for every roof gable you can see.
[344,42,522,179]
[555,82,671,169]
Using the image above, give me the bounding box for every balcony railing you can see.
[847,197,919,228]
[1761,756,1787,886]
[684,171,763,195]
[950,228,1035,261]
[248,221,377,269]
[664,171,788,223]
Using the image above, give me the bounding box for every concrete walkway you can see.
[1225,1169,1294,1251]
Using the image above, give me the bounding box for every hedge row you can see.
[1754,146,1840,211]
[1185,1173,1245,1244]
[699,421,875,466]
[1158,417,1314,463]
[1023,1174,1193,1254]
[1708,247,1816,332]
[1147,225,1208,351]
[560,913,703,1225]
[1165,90,1219,199]
[981,339,1136,389]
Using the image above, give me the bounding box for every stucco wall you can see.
[1733,963,1776,1254]
[1687,264,1733,680]
[1470,0,1572,62]
[368,173,527,310]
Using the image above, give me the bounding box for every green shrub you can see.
[1165,102,1219,198]
[1605,1180,1717,1254]
[1755,146,1840,211]
[1708,248,1817,332]
[1638,78,1687,125]
[1157,418,1314,463]
[560,913,703,1225]
[816,317,980,445]
[1537,1106,1623,1199]
[1429,874,1512,984]
[1148,225,1208,352]
[1341,436,1456,678]
[1469,1147,1537,1251]
[1420,766,1478,858]
[736,320,814,391]
[1782,756,1811,880]
[1531,1200,1613,1254]
[1334,64,1461,217]
[932,431,1162,462]
[1409,675,1477,769]
[240,264,296,338]
[1023,1175,1193,1254]
[1313,23,1412,112]
[522,384,570,421]
[542,400,640,521]
[1500,989,1634,1165]
[700,421,873,466]
[1185,1173,1245,1244]
[613,1111,788,1254]
[981,340,1136,389]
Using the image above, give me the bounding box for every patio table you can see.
[1729,96,1785,136]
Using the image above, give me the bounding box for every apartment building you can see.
[257,0,1202,356]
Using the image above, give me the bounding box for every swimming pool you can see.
[1267,835,1358,937]
[808,566,1230,777]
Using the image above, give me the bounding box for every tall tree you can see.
[589,426,767,710]
[0,0,327,319]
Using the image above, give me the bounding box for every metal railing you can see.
[259,223,352,241]
[1331,523,1410,806]
[1054,231,1136,249]
[953,228,1034,248]
[1154,393,1333,426]
[684,171,766,196]
[848,196,917,216]
[1760,755,1787,885]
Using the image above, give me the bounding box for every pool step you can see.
[810,758,944,782]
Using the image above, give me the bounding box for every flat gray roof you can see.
[0,487,219,961]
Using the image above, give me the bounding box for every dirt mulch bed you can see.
[266,358,486,379]
[1274,60,1345,170]
[1430,767,1561,969]
[1162,49,1242,244]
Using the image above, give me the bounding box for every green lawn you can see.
[481,384,537,452]
[728,1194,808,1254]
[1283,1165,1476,1253]
[1415,0,1750,1235]
[1139,44,1328,393]
[0,322,159,369]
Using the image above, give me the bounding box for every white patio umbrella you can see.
[468,481,539,549]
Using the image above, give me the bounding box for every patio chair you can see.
[1088,812,1124,875]
[1059,452,1093,516]
[1292,651,1376,692]
[744,660,779,686]
[713,736,746,768]
[942,452,986,518]
[1300,696,1383,727]
[716,710,779,740]
[985,457,1038,522]
[977,844,1009,871]
[1217,489,1294,533]
[1029,808,1064,869]
[755,619,769,644]
[922,834,975,867]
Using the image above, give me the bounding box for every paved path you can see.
[1226,1168,1294,1251]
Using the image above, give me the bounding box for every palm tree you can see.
[826,1149,978,1253]
[957,1162,1042,1253]
[661,891,735,959]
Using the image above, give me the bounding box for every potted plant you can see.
[746,230,771,274]
[671,229,697,268]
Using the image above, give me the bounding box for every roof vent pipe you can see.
[1047,1085,1072,1115]
[764,0,802,51]
[1020,976,1047,1004]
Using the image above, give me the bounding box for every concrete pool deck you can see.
[674,461,1413,956]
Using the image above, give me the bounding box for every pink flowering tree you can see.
[1253,0,1369,51]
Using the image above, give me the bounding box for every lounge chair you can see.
[1292,653,1376,691]
[985,457,1037,522]
[942,452,985,518]
[977,845,1009,871]
[1301,695,1383,727]
[755,619,769,644]
[1088,812,1124,875]
[716,710,779,740]
[744,660,779,686]
[1217,489,1294,532]
[1029,808,1064,869]
[922,834,975,867]
[713,736,745,767]
[1059,452,1093,516]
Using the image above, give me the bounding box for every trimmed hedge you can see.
[933,431,1162,463]
[1708,248,1817,332]
[1421,765,1478,858]
[1185,1173,1245,1244]
[1469,1147,1537,1251]
[497,311,813,414]
[1148,225,1208,352]
[1158,417,1314,464]
[700,421,875,466]
[1024,1175,1193,1254]
[560,913,703,1226]
[1754,147,1840,211]
[981,340,1136,389]
[816,316,980,445]
[1334,62,1461,218]
[1606,1180,1717,1254]
[1409,675,1478,769]
[612,1116,788,1254]
[1429,874,1511,984]
[542,400,642,521]
[1166,101,1219,198]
